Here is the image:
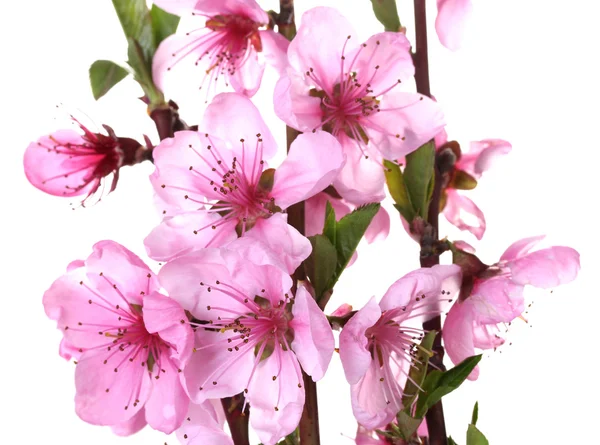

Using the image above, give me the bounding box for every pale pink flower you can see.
[23,119,140,204]
[153,0,289,100]
[274,6,445,204]
[175,400,233,445]
[43,241,193,434]
[158,239,335,445]
[339,265,461,429]
[441,137,512,239]
[435,0,474,51]
[145,93,345,271]
[443,236,581,379]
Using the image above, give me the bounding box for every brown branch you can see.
[277,0,297,41]
[413,1,447,445]
[221,395,250,445]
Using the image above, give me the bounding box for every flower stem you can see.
[221,395,250,445]
[413,1,448,445]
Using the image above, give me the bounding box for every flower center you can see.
[205,14,262,53]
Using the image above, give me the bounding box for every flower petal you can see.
[248,350,305,445]
[365,206,390,243]
[442,300,479,380]
[457,139,512,178]
[229,47,265,97]
[152,0,198,15]
[435,0,474,51]
[443,189,486,240]
[304,192,352,237]
[470,277,524,324]
[288,7,357,94]
[273,73,323,132]
[271,131,345,209]
[350,361,398,429]
[144,212,238,262]
[175,401,233,445]
[499,235,545,262]
[259,30,290,74]
[508,246,581,288]
[194,0,268,23]
[289,285,334,381]
[339,297,381,384]
[111,408,147,436]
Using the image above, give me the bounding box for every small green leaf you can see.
[333,203,380,272]
[150,4,180,47]
[112,0,155,56]
[323,201,337,246]
[415,354,482,418]
[467,424,489,445]
[471,401,479,426]
[370,0,401,31]
[404,141,435,220]
[448,436,460,445]
[402,330,436,409]
[127,38,164,105]
[304,235,338,298]
[384,160,415,222]
[450,170,478,190]
[89,60,129,100]
[396,411,423,441]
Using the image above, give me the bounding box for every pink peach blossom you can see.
[274,7,445,204]
[443,236,580,379]
[145,93,345,271]
[339,265,461,429]
[153,0,289,101]
[159,239,334,445]
[435,0,474,51]
[175,400,233,445]
[43,241,193,434]
[23,119,139,204]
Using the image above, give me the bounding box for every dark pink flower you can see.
[23,119,139,204]
[339,265,461,429]
[43,241,193,434]
[274,7,445,204]
[443,236,580,379]
[435,0,474,51]
[145,93,345,271]
[153,0,289,100]
[159,239,334,445]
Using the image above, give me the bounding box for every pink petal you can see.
[356,425,386,445]
[453,239,476,253]
[273,73,323,132]
[288,7,357,94]
[271,131,345,209]
[143,292,194,366]
[152,0,197,14]
[443,189,486,240]
[259,30,290,74]
[349,32,414,96]
[23,130,102,197]
[442,300,479,380]
[289,285,335,381]
[333,135,386,205]
[244,214,312,275]
[470,276,525,324]
[339,297,382,384]
[350,361,398,429]
[175,401,233,445]
[201,92,277,162]
[144,212,238,262]
[435,0,474,51]
[111,408,147,436]
[229,47,265,97]
[144,356,190,433]
[84,240,159,305]
[367,92,445,160]
[456,139,512,178]
[508,246,581,288]
[365,206,390,243]
[500,235,545,262]
[330,303,353,317]
[193,0,268,23]
[472,324,505,350]
[434,127,449,149]
[247,350,305,445]
[304,192,352,237]
[74,347,153,425]
[59,338,80,361]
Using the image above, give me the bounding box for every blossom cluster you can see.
[25,1,580,444]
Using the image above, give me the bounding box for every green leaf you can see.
[304,235,338,298]
[333,203,380,272]
[384,160,415,222]
[127,37,164,105]
[467,424,489,445]
[370,0,401,31]
[89,60,129,100]
[404,141,435,220]
[448,436,460,445]
[150,4,180,47]
[402,330,436,409]
[112,0,155,55]
[450,170,478,190]
[471,401,479,426]
[415,354,482,418]
[323,201,337,246]
[396,411,423,441]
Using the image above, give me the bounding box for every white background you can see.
[1,0,598,443]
